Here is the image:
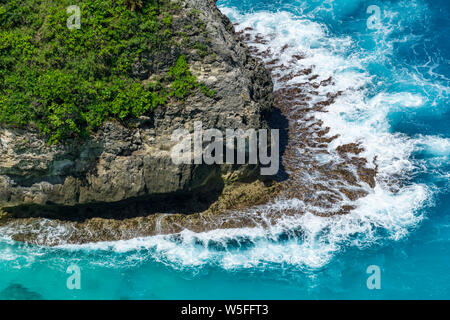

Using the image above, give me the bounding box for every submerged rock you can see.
[0,283,43,300]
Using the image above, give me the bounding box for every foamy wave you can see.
[416,135,450,157]
[54,179,428,271]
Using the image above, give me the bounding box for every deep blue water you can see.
[0,0,449,299]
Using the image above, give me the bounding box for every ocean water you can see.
[0,0,449,299]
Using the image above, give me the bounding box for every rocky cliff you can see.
[0,0,273,214]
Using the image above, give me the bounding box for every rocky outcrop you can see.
[0,0,273,211]
[0,1,381,246]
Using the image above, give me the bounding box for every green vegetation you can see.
[0,0,214,143]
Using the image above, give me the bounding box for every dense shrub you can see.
[0,0,213,143]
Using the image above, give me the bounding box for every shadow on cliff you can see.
[2,107,290,223]
[2,183,224,222]
[268,106,290,182]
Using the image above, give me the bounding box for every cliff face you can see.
[0,0,273,210]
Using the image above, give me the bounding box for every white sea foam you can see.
[53,179,428,271]
[416,135,450,157]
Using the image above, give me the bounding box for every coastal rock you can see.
[0,0,273,211]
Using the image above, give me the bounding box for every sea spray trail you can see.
[0,0,449,299]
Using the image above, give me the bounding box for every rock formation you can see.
[0,0,274,212]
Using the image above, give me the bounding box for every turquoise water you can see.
[1,0,449,299]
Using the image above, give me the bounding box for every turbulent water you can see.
[0,0,449,299]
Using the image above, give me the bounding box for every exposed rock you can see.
[0,0,273,211]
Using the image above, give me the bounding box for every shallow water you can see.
[0,0,449,299]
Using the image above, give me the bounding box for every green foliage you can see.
[0,0,214,143]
